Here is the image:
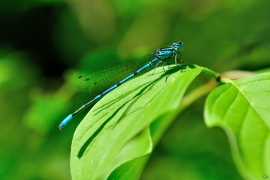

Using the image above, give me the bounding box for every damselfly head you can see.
[172,41,184,50]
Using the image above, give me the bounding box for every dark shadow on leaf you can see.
[77,77,162,158]
[77,100,131,158]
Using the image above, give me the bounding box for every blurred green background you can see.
[0,0,269,179]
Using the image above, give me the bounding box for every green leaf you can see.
[204,73,270,180]
[107,112,184,180]
[70,64,202,179]
[106,128,151,180]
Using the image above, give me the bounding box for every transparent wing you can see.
[76,53,156,95]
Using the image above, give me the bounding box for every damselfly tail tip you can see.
[59,114,73,130]
[59,124,63,130]
[59,122,66,130]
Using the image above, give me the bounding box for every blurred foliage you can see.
[0,0,269,179]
